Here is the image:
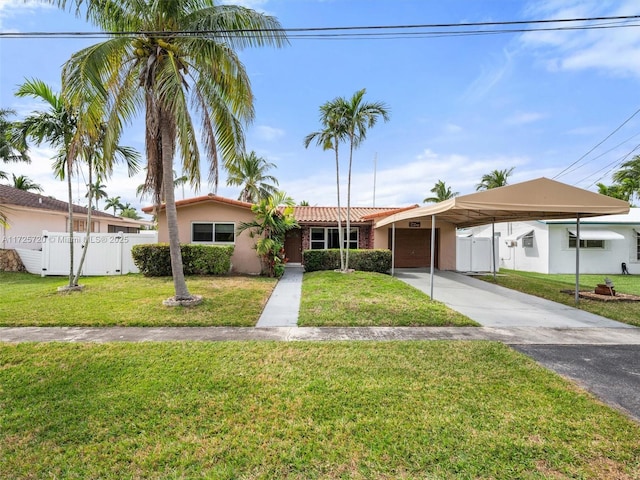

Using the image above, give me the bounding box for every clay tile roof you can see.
[141,193,253,213]
[0,184,116,219]
[292,206,416,224]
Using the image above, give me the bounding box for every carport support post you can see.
[391,222,396,276]
[492,221,496,281]
[575,214,581,305]
[430,214,436,300]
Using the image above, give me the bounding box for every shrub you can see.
[303,249,391,274]
[131,244,234,276]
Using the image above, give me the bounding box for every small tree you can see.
[424,180,458,203]
[476,168,514,191]
[238,191,298,277]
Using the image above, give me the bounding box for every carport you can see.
[375,178,630,303]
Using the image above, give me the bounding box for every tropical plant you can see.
[476,167,514,191]
[225,151,279,203]
[57,0,287,303]
[612,156,640,205]
[104,196,123,216]
[298,200,310,206]
[332,88,389,271]
[120,207,141,220]
[596,182,630,202]
[304,102,348,270]
[424,180,458,203]
[1,109,30,226]
[86,178,107,209]
[16,79,81,287]
[238,191,298,277]
[10,174,43,193]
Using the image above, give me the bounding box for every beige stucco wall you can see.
[155,200,262,275]
[373,219,457,270]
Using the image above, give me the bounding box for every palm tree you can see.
[238,191,298,277]
[424,180,458,203]
[613,156,640,204]
[334,88,390,271]
[304,102,348,271]
[11,174,43,193]
[58,0,287,303]
[225,151,279,203]
[86,178,107,210]
[16,79,80,287]
[476,167,514,191]
[1,109,30,226]
[104,196,123,216]
[0,108,29,179]
[596,182,630,202]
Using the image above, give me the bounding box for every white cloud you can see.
[520,0,640,78]
[254,125,285,142]
[0,0,52,31]
[444,123,463,134]
[505,112,547,125]
[462,49,514,101]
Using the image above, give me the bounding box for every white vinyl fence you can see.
[16,231,157,276]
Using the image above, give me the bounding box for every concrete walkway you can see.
[255,265,303,327]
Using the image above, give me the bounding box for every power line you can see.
[1,14,640,39]
[553,106,640,180]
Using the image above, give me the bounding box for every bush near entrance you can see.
[132,244,234,276]
[303,249,392,273]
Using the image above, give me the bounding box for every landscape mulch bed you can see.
[561,289,640,302]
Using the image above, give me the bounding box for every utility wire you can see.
[553,106,640,180]
[2,14,640,39]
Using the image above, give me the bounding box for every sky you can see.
[2,0,640,219]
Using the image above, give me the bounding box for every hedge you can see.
[131,244,234,276]
[302,249,392,274]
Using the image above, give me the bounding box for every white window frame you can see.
[309,227,359,250]
[191,222,236,244]
[568,232,604,249]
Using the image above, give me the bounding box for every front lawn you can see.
[299,271,477,326]
[483,270,640,327]
[0,272,276,327]
[2,342,638,479]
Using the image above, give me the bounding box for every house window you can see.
[72,219,97,232]
[192,222,235,244]
[522,232,534,248]
[310,227,358,249]
[568,233,604,249]
[636,232,640,261]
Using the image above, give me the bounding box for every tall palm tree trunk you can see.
[335,144,345,271]
[345,138,355,271]
[161,121,191,300]
[66,159,75,287]
[73,158,93,286]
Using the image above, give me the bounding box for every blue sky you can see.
[2,0,640,217]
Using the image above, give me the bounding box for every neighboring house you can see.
[144,193,464,274]
[467,208,640,274]
[0,184,152,250]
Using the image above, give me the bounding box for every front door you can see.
[284,229,303,264]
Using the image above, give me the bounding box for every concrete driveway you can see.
[395,269,640,421]
[394,269,635,328]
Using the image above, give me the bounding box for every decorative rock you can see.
[162,295,204,307]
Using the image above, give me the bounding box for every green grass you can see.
[0,272,276,327]
[299,271,478,327]
[2,342,638,479]
[482,270,640,327]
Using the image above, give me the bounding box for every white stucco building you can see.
[466,209,640,275]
